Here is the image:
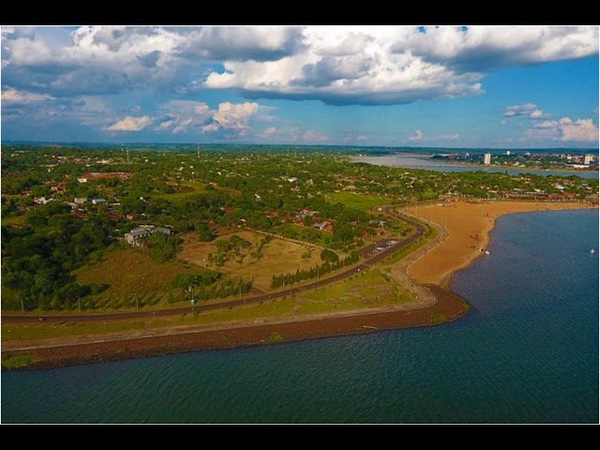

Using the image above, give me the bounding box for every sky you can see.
[1,25,599,149]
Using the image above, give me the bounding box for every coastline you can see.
[2,200,596,371]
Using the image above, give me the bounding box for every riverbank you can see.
[2,285,468,370]
[2,200,595,371]
[406,200,597,287]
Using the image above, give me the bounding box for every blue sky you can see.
[1,25,598,148]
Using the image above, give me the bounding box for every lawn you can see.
[328,191,390,213]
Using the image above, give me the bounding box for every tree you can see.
[197,222,215,241]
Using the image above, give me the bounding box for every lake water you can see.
[353,154,600,179]
[1,209,598,424]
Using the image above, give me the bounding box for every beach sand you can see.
[406,200,596,287]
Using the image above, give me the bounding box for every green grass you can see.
[73,246,200,310]
[297,269,414,314]
[2,297,297,341]
[269,332,284,342]
[152,180,207,204]
[2,320,147,341]
[328,191,389,213]
[2,353,40,369]
[430,313,446,325]
[1,215,27,226]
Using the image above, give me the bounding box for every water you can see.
[353,154,600,178]
[2,210,598,424]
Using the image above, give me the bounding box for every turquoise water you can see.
[2,209,598,424]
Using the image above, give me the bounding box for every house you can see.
[313,221,333,232]
[74,197,87,204]
[33,196,52,205]
[92,198,107,205]
[124,225,172,246]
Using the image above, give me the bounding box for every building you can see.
[483,153,492,165]
[584,154,593,165]
[91,198,107,205]
[124,225,172,246]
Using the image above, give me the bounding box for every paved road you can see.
[2,207,426,324]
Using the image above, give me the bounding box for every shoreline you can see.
[2,201,596,371]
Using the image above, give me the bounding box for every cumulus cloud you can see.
[527,116,599,141]
[504,103,538,117]
[2,26,597,107]
[408,129,425,142]
[202,26,597,106]
[174,26,306,61]
[106,115,153,131]
[504,103,551,120]
[559,118,599,141]
[1,87,54,104]
[154,100,212,134]
[201,102,260,134]
[400,26,599,71]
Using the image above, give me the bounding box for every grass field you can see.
[152,180,207,204]
[328,191,390,213]
[296,268,414,314]
[178,230,324,291]
[2,269,419,341]
[74,246,199,310]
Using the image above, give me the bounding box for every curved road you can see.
[2,206,427,324]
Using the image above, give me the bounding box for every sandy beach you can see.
[406,200,597,287]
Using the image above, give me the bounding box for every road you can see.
[2,206,427,324]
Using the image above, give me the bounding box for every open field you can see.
[152,180,207,203]
[178,230,327,291]
[2,266,428,345]
[328,191,390,213]
[407,200,597,287]
[74,246,198,309]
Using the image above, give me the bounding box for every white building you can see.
[483,153,492,165]
[584,154,593,165]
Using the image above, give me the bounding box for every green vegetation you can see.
[1,353,40,369]
[2,144,596,312]
[328,191,389,213]
[269,332,285,342]
[430,313,447,325]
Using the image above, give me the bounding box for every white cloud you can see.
[559,118,599,141]
[401,26,598,71]
[441,132,460,140]
[504,103,537,117]
[408,129,425,142]
[3,26,597,107]
[155,100,212,134]
[527,116,599,141]
[106,115,152,131]
[1,87,54,104]
[201,102,260,134]
[203,26,597,106]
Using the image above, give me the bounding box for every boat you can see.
[591,249,596,254]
